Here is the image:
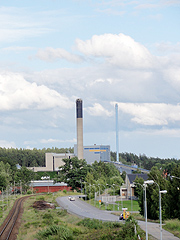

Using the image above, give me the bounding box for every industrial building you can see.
[74,144,110,165]
[29,144,110,172]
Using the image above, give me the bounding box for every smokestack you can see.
[76,99,83,159]
[115,103,119,162]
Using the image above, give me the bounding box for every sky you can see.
[0,0,180,159]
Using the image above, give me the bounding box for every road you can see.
[56,195,179,240]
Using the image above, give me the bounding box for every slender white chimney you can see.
[76,99,83,159]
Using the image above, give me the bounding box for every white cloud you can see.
[40,138,76,143]
[36,47,83,63]
[114,102,180,126]
[0,72,73,110]
[86,103,113,117]
[76,33,156,68]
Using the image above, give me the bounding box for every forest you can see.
[0,146,179,173]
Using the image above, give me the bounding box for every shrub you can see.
[63,189,67,194]
[36,225,74,240]
[57,209,68,217]
[36,196,45,201]
[77,218,104,229]
[42,213,54,224]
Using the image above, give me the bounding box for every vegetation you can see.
[163,219,180,239]
[17,192,146,240]
[0,147,179,173]
[134,165,180,221]
[0,147,73,168]
[111,152,180,172]
[0,147,180,223]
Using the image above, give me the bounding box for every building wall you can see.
[74,144,110,165]
[31,185,71,193]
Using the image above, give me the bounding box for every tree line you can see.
[111,152,180,172]
[0,147,179,173]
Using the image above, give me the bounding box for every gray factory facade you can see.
[74,144,110,165]
[29,144,110,172]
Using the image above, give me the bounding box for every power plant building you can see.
[74,144,110,165]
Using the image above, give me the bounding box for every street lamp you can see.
[153,181,167,240]
[171,175,180,180]
[159,190,167,240]
[144,180,154,240]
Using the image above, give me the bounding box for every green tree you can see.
[14,166,35,193]
[165,165,180,219]
[0,161,12,190]
[56,157,91,190]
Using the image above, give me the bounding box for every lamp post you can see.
[144,180,154,240]
[153,181,167,240]
[134,180,154,240]
[171,175,180,180]
[159,190,167,240]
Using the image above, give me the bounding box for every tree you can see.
[165,165,180,219]
[0,161,12,190]
[56,157,91,190]
[133,177,145,216]
[14,166,35,193]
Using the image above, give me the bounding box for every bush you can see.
[36,196,45,201]
[57,209,68,217]
[36,225,74,240]
[42,213,54,224]
[77,218,121,230]
[63,189,67,194]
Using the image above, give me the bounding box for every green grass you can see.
[86,199,139,212]
[17,191,146,240]
[163,219,180,238]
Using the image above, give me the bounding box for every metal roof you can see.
[30,180,68,187]
[127,174,148,184]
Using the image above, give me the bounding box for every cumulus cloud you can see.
[0,72,73,110]
[36,47,83,63]
[114,102,180,126]
[86,103,113,117]
[76,33,156,68]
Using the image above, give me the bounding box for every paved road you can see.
[56,195,179,240]
[56,195,119,221]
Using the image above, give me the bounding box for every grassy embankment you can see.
[163,219,180,239]
[17,191,146,240]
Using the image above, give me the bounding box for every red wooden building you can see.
[30,180,71,193]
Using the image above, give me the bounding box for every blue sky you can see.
[0,0,180,159]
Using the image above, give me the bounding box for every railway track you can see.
[0,196,29,240]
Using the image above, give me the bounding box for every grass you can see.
[0,194,21,225]
[86,198,139,212]
[16,191,146,240]
[163,219,180,238]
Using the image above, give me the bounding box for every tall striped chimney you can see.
[76,99,83,159]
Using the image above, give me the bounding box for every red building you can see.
[30,180,71,193]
